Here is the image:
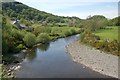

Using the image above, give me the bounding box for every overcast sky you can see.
[16,0,119,19]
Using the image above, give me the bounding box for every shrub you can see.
[23,33,36,47]
[50,30,59,36]
[70,29,76,34]
[80,32,119,56]
[2,30,18,53]
[44,27,51,33]
[80,32,86,42]
[33,26,51,36]
[11,29,24,41]
[2,38,9,54]
[2,54,16,64]
[64,30,72,37]
[16,44,25,50]
[36,33,50,44]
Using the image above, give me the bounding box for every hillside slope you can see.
[2,1,81,26]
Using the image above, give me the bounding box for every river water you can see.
[15,34,109,78]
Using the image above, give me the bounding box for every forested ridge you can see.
[2,2,120,27]
[2,2,82,27]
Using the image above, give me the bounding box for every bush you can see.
[80,32,86,42]
[2,54,16,64]
[33,26,44,36]
[80,32,119,56]
[2,38,9,54]
[50,28,60,36]
[33,26,51,36]
[37,33,50,44]
[2,28,27,54]
[70,29,76,34]
[44,27,51,33]
[11,29,24,41]
[16,44,25,50]
[2,30,19,53]
[64,30,72,37]
[23,33,36,47]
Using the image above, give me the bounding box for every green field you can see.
[32,24,80,37]
[95,26,118,41]
[51,27,80,34]
[49,27,80,40]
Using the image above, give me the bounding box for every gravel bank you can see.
[66,41,119,78]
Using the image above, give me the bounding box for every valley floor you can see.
[66,41,119,78]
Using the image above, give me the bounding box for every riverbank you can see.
[66,41,118,78]
[2,49,27,78]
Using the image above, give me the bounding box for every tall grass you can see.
[95,26,118,41]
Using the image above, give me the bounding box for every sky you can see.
[16,0,119,19]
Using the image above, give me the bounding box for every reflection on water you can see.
[26,49,37,62]
[64,34,79,44]
[15,34,110,78]
[26,43,50,61]
[37,43,50,52]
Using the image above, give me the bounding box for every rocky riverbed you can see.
[2,49,27,78]
[66,41,119,78]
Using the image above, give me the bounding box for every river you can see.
[15,34,109,78]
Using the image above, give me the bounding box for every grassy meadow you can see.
[50,27,80,35]
[95,26,118,41]
[32,24,81,40]
[81,26,119,56]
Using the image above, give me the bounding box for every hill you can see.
[2,2,82,27]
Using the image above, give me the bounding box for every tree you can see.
[2,16,7,25]
[70,29,76,34]
[109,16,120,26]
[19,18,24,23]
[11,29,24,41]
[80,15,108,32]
[36,33,50,44]
[88,15,106,20]
[23,33,36,47]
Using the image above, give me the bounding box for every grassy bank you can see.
[2,21,81,78]
[80,26,119,56]
[2,20,81,64]
[1,64,15,78]
[49,27,80,39]
[95,26,118,41]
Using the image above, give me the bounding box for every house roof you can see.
[12,20,20,24]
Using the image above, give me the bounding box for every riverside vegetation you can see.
[2,2,82,78]
[1,1,120,78]
[2,17,80,78]
[2,17,80,64]
[80,16,119,56]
